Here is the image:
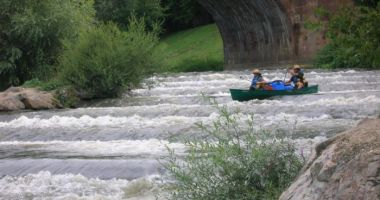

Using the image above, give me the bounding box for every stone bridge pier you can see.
[196,0,352,69]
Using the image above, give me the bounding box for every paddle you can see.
[240,75,251,83]
[283,70,288,82]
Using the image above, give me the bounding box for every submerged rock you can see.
[0,87,60,111]
[280,119,380,200]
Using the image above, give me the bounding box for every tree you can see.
[94,0,165,30]
[161,0,213,33]
[0,0,94,89]
[355,0,380,7]
[314,3,380,68]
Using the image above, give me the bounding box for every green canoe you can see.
[230,85,319,101]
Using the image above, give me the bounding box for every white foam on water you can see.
[0,115,212,129]
[201,112,333,130]
[0,171,160,200]
[257,113,332,127]
[0,137,326,159]
[327,81,380,85]
[241,95,380,108]
[303,95,380,106]
[0,139,186,158]
[142,78,248,88]
[134,85,243,95]
[134,89,232,97]
[136,93,230,98]
[310,74,376,81]
[152,71,367,84]
[320,90,380,94]
[155,73,239,82]
[0,111,340,130]
[309,70,359,75]
[343,70,358,73]
[81,103,210,116]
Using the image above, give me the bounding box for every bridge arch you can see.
[196,0,352,69]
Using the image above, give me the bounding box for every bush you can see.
[0,0,94,89]
[314,3,380,68]
[22,78,64,91]
[162,101,303,200]
[59,18,160,98]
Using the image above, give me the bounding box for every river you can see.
[0,69,379,199]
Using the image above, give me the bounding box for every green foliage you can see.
[54,87,80,108]
[161,0,213,33]
[315,4,380,68]
[314,6,331,18]
[94,0,164,31]
[59,18,160,98]
[155,24,224,72]
[304,6,330,32]
[22,78,64,91]
[0,0,95,89]
[163,102,303,200]
[355,0,380,7]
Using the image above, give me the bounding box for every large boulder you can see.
[0,87,60,111]
[280,119,380,200]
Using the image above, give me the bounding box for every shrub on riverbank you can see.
[163,102,303,200]
[59,18,160,98]
[314,3,380,68]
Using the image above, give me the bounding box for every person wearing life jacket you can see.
[286,65,308,89]
[250,69,267,90]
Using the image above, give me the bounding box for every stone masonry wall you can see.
[196,0,353,69]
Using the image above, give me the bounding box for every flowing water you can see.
[0,69,379,199]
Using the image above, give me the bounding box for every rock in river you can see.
[0,87,60,111]
[280,118,380,200]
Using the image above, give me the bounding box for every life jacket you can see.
[251,75,264,88]
[291,70,305,84]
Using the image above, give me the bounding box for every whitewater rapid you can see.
[0,69,379,199]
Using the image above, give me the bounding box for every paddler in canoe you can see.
[250,68,293,91]
[249,69,268,90]
[286,65,308,89]
[230,66,317,101]
[231,67,317,101]
[250,65,308,91]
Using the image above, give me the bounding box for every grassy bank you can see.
[155,24,224,72]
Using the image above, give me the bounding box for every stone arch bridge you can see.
[196,0,352,69]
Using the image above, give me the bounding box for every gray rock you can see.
[0,87,59,111]
[280,119,380,200]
